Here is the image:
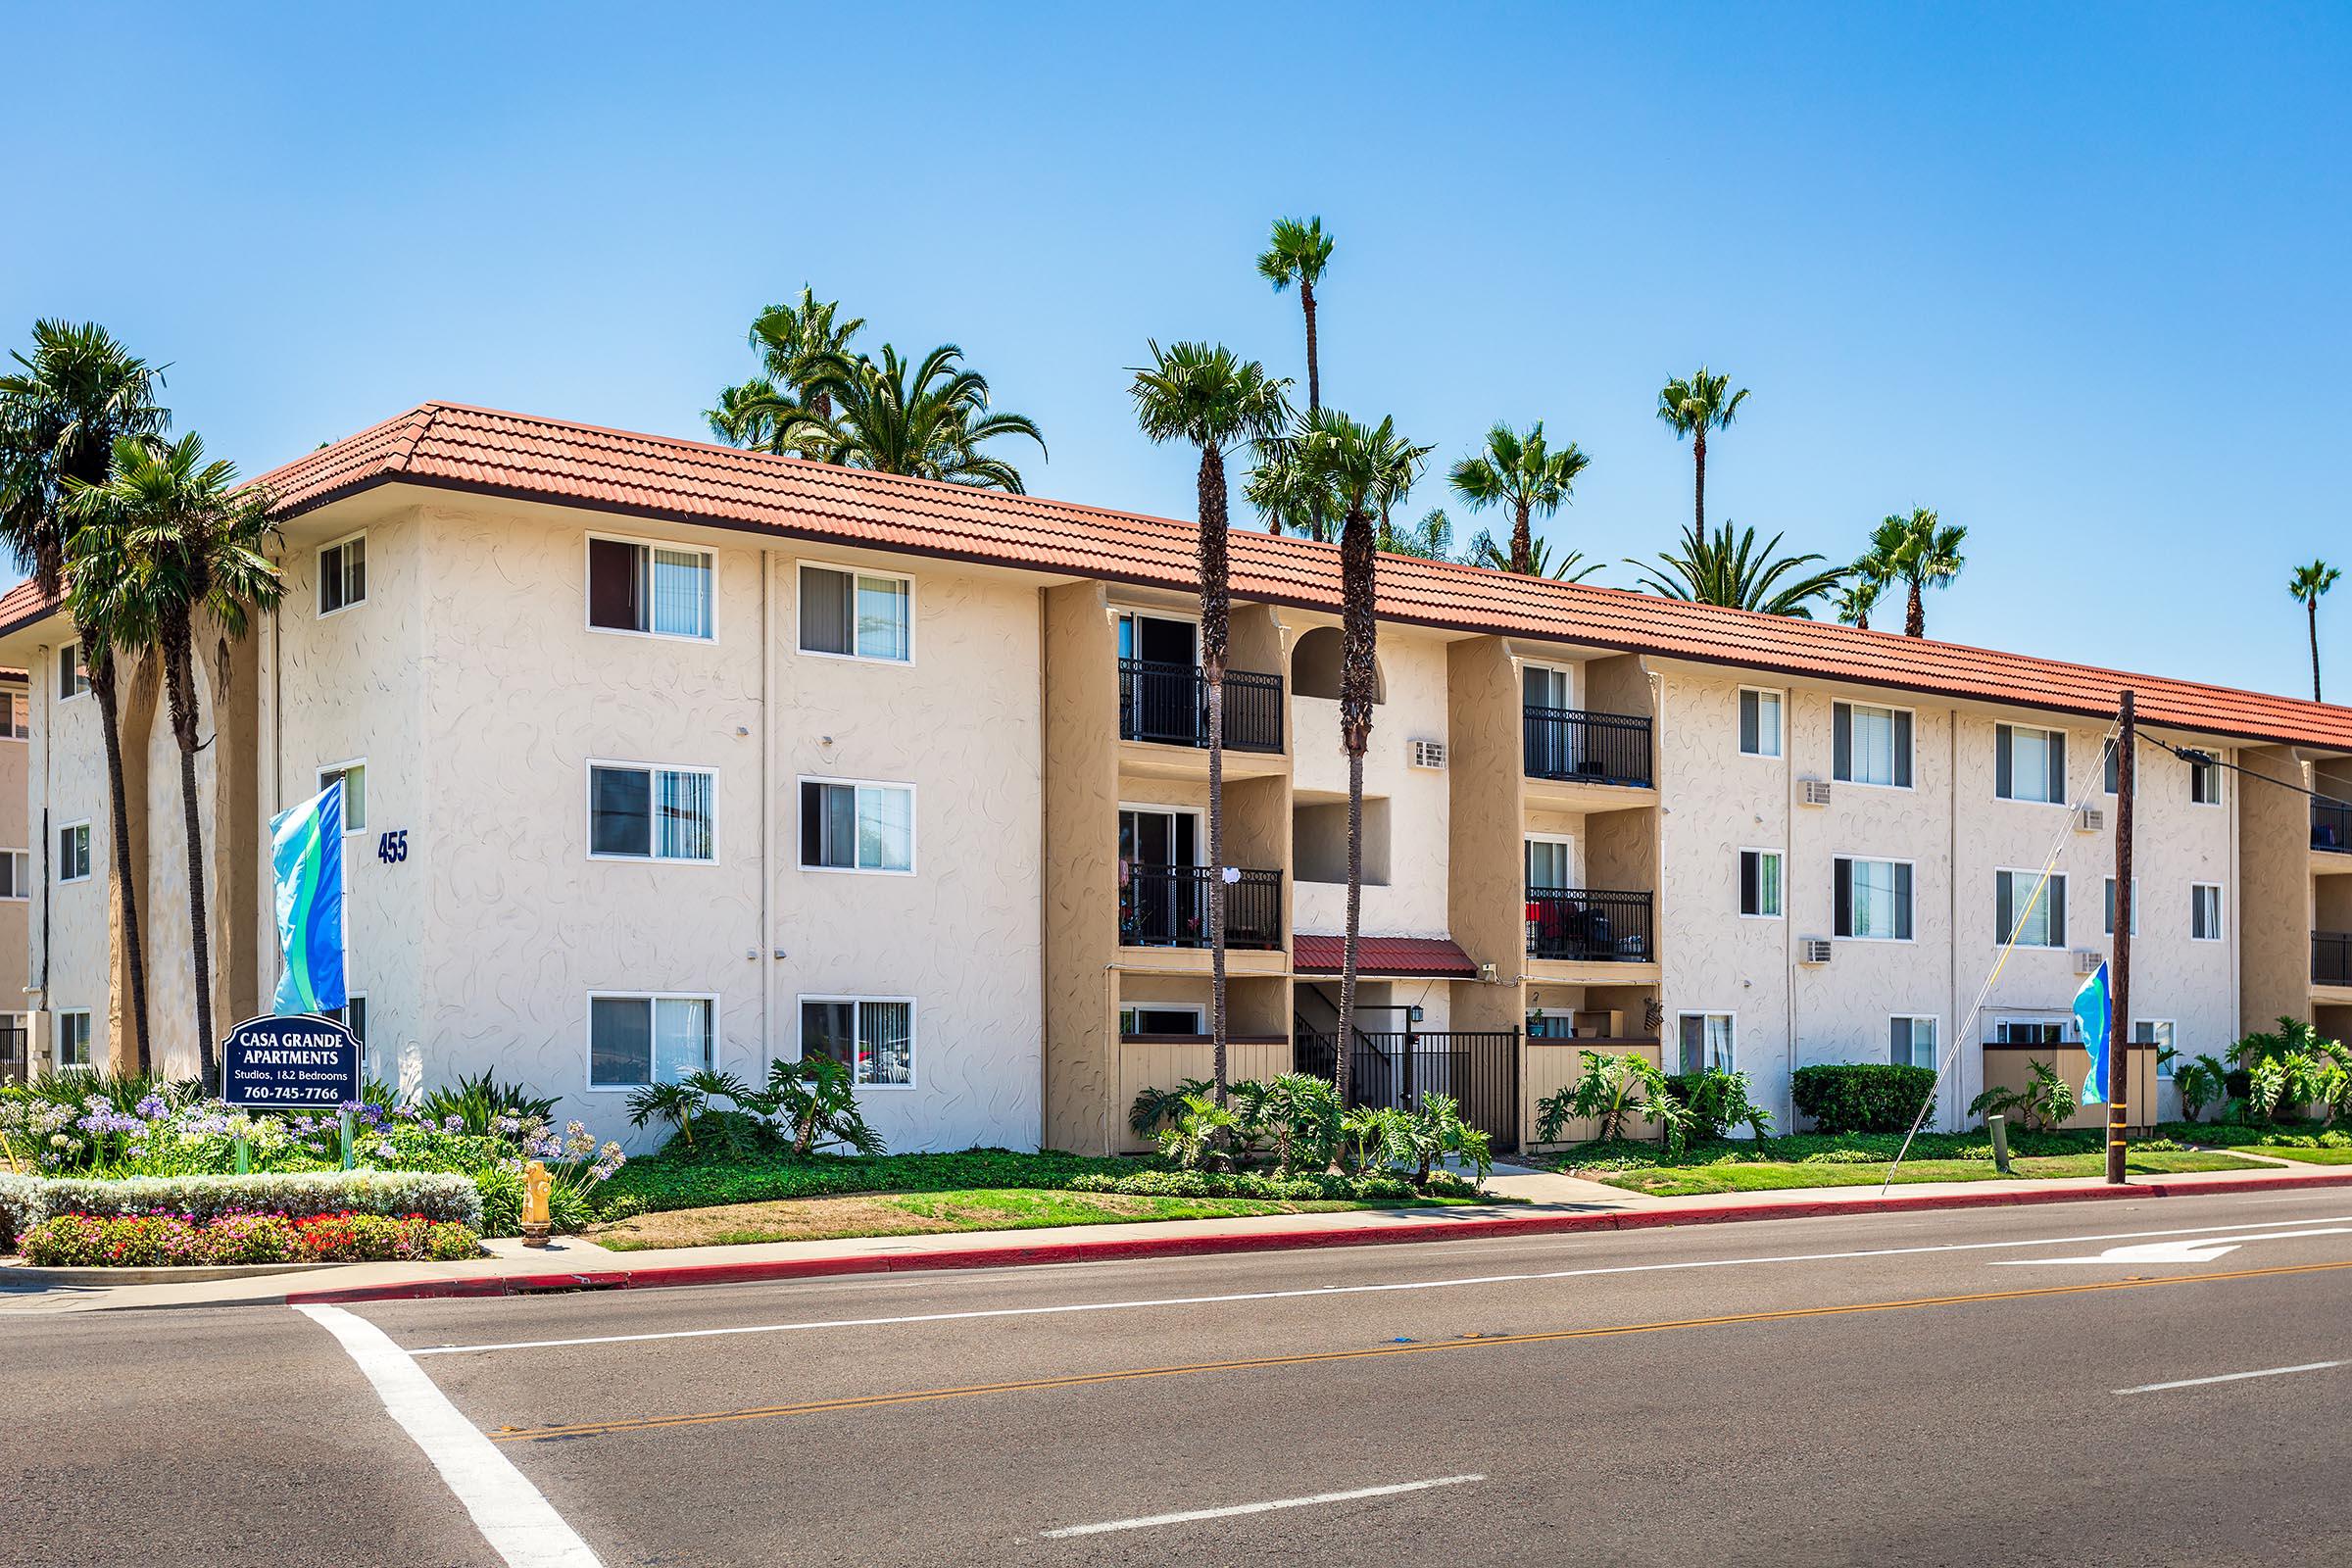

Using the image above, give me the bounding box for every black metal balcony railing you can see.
[1118,659,1284,753]
[1523,706,1652,787]
[1119,863,1283,950]
[1526,887,1655,962]
[2317,931,2352,989]
[2315,801,2352,854]
[1295,1028,1522,1149]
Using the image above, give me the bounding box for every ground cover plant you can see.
[19,1209,479,1267]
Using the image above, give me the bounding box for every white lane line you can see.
[2115,1360,2347,1395]
[1039,1474,1484,1539]
[297,1304,603,1568]
[410,1213,2352,1358]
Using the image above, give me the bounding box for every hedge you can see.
[1791,1064,1938,1135]
[10,1170,482,1242]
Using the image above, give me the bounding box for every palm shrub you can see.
[1667,1069,1775,1141]
[1129,1077,1211,1140]
[1969,1058,2078,1133]
[1536,1050,1671,1145]
[626,1080,713,1148]
[1158,1094,1242,1172]
[741,1056,886,1157]
[1256,1073,1343,1176]
[2174,1054,2230,1123]
[419,1069,560,1137]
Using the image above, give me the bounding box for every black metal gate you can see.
[1297,1029,1520,1152]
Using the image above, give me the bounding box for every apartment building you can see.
[0,667,29,1083]
[2,402,2345,1155]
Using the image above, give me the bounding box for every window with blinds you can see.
[1833,702,1911,788]
[799,564,912,662]
[1996,724,2067,805]
[801,996,915,1087]
[1996,869,2066,948]
[588,994,713,1088]
[1738,689,1783,758]
[589,763,717,861]
[588,536,713,639]
[1834,857,1913,940]
[800,779,913,872]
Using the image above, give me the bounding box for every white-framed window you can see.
[586,993,715,1089]
[1995,723,2067,806]
[318,531,367,616]
[2133,1018,2176,1078]
[589,762,717,862]
[58,644,86,701]
[318,760,367,834]
[1833,701,1912,788]
[1994,1015,2070,1045]
[799,563,913,663]
[2103,742,2120,796]
[0,850,27,900]
[1996,868,2066,949]
[57,821,91,884]
[324,995,368,1047]
[1677,1011,1736,1075]
[1738,688,1783,758]
[799,778,914,873]
[1739,848,1783,918]
[1120,1005,1204,1037]
[56,1009,91,1069]
[1889,1014,1938,1070]
[0,689,26,738]
[1834,856,1914,941]
[800,995,915,1087]
[587,534,714,640]
[1525,834,1576,893]
[2190,883,2224,942]
[2102,877,2139,937]
[2188,753,2223,807]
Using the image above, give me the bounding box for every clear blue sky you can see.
[9,2,2347,696]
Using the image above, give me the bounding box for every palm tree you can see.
[64,435,283,1086]
[1656,368,1749,534]
[1245,431,1333,538]
[1465,531,1605,582]
[1382,509,1453,561]
[1829,568,1885,630]
[1294,411,1425,1117]
[2291,560,2340,701]
[740,344,1046,491]
[1447,422,1591,574]
[1129,342,1292,1107]
[709,288,865,456]
[1858,508,1967,637]
[0,320,169,1073]
[1257,217,1335,538]
[1629,520,1844,617]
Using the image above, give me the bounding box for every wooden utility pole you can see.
[2109,691,2135,1186]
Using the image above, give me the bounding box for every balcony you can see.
[1526,887,1654,963]
[1119,660,1284,753]
[1523,706,1652,788]
[1120,863,1283,950]
[2315,801,2352,854]
[2317,931,2352,989]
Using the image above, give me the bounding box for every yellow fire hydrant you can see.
[522,1159,554,1248]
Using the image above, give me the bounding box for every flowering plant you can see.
[20,1208,481,1267]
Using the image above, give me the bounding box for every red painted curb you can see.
[279,1166,2352,1306]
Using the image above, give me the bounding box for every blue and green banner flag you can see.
[2075,960,2112,1105]
[270,778,347,1015]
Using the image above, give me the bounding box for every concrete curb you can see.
[281,1167,2352,1307]
[4,1260,347,1288]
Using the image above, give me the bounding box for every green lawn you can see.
[589,1187,1456,1250]
[2240,1145,2352,1166]
[1595,1149,2267,1198]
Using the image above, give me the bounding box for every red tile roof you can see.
[5,399,2347,751]
[1293,934,1479,979]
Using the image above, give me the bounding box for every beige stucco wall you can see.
[29,641,113,1069]
[0,676,26,1067]
[1292,621,1450,940]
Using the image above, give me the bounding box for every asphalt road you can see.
[11,1187,2352,1567]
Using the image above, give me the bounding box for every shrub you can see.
[0,1171,43,1250]
[417,1070,559,1137]
[1129,1078,1211,1140]
[291,1211,482,1262]
[1970,1058,2077,1133]
[1793,1064,1938,1135]
[21,1208,480,1267]
[1665,1070,1775,1141]
[33,1170,482,1229]
[1536,1052,1670,1146]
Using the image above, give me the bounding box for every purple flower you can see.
[135,1094,169,1120]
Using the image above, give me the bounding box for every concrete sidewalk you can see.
[7,1159,2351,1315]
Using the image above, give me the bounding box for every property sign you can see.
[220,1014,362,1110]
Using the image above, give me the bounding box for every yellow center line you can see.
[487,1257,2352,1444]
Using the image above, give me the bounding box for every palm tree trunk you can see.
[1692,427,1707,534]
[85,639,152,1075]
[1198,445,1232,1109]
[1334,503,1378,1115]
[1511,498,1533,576]
[163,633,217,1087]
[1905,578,1926,638]
[1302,282,1327,545]
[1338,746,1363,1099]
[2312,599,2324,702]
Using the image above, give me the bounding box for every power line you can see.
[2140,730,2351,811]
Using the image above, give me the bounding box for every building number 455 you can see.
[376,830,409,864]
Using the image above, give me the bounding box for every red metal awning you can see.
[1293,935,1478,979]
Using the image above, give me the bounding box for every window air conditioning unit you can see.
[2075,806,2104,833]
[2073,950,2105,974]
[1799,937,1834,965]
[1800,778,1833,808]
[1409,738,1446,769]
